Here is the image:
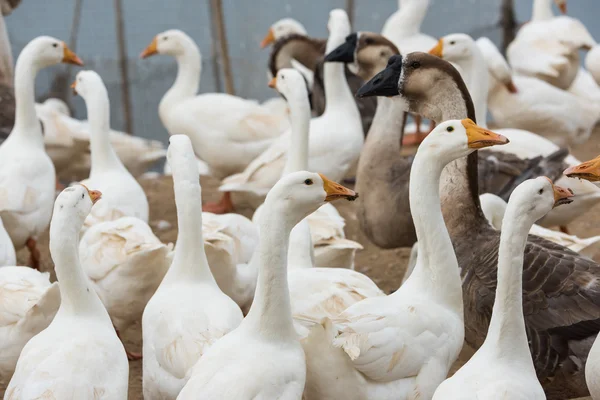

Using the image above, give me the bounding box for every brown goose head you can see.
[324,32,400,81]
[268,34,326,78]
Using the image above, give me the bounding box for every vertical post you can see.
[114,0,134,134]
[500,0,517,55]
[207,0,223,92]
[346,0,355,26]
[210,0,235,95]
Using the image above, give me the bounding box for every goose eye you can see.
[411,61,420,69]
[538,189,543,194]
[450,41,456,45]
[81,193,85,199]
[163,36,168,41]
[380,51,387,57]
[304,179,313,185]
[446,126,454,132]
[365,38,374,45]
[52,43,58,48]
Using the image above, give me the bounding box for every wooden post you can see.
[500,0,517,55]
[210,0,235,95]
[207,0,223,92]
[346,0,355,26]
[114,0,134,134]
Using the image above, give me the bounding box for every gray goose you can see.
[268,33,377,136]
[326,33,567,249]
[358,53,600,399]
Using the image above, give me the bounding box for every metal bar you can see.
[211,0,235,95]
[207,0,223,92]
[114,0,134,134]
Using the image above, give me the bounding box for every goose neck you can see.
[159,43,201,120]
[532,0,555,21]
[386,0,429,37]
[404,146,463,312]
[244,205,296,340]
[50,212,108,318]
[12,47,43,146]
[286,219,314,270]
[484,202,534,357]
[323,35,357,114]
[165,178,217,285]
[87,87,126,176]
[456,49,489,128]
[283,93,311,174]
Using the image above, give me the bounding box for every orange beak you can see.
[260,28,276,49]
[564,155,600,182]
[543,177,574,207]
[70,79,77,95]
[80,184,102,204]
[268,76,277,89]
[140,37,158,59]
[505,80,518,93]
[429,39,444,57]
[62,43,83,66]
[462,118,509,149]
[319,173,358,202]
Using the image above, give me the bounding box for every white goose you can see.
[0,37,82,269]
[302,120,508,400]
[434,33,600,231]
[178,171,357,399]
[507,0,595,90]
[586,44,600,86]
[5,185,129,398]
[0,266,59,383]
[476,36,600,147]
[433,177,570,400]
[73,70,149,231]
[260,18,307,48]
[140,29,288,182]
[142,135,243,399]
[219,9,363,206]
[0,215,15,266]
[382,0,437,54]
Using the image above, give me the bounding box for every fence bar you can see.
[210,0,235,95]
[114,0,134,134]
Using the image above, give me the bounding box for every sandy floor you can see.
[2,130,600,399]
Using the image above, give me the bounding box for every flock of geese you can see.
[3,0,600,399]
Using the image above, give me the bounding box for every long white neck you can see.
[0,14,13,87]
[403,144,463,313]
[456,47,489,128]
[383,0,429,38]
[12,45,43,147]
[51,211,109,318]
[244,202,297,340]
[164,175,217,285]
[283,92,311,174]
[86,85,127,176]
[484,200,535,360]
[159,39,201,124]
[532,0,555,21]
[323,32,358,115]
[287,219,314,270]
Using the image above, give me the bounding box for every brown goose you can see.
[357,53,600,399]
[327,33,567,249]
[0,0,21,144]
[268,33,377,136]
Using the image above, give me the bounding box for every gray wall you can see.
[5,0,599,143]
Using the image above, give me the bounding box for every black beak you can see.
[324,33,357,63]
[356,54,403,98]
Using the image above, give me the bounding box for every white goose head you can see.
[52,184,101,226]
[261,18,307,48]
[25,36,83,68]
[71,70,106,100]
[140,29,195,58]
[420,119,509,164]
[508,177,573,223]
[269,68,308,102]
[429,33,477,63]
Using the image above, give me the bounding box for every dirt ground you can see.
[2,129,600,399]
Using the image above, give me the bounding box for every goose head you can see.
[268,68,309,103]
[564,155,600,182]
[265,171,357,227]
[327,9,351,47]
[356,52,474,123]
[429,33,477,63]
[140,29,195,58]
[261,18,307,48]
[53,184,102,225]
[324,32,399,80]
[421,119,508,164]
[508,177,573,224]
[70,70,106,99]
[25,36,83,68]
[167,134,198,183]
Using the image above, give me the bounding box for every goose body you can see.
[5,185,129,399]
[142,135,243,399]
[381,0,437,54]
[507,0,595,90]
[0,216,15,266]
[362,52,600,398]
[0,266,59,382]
[73,71,149,231]
[586,44,600,86]
[141,29,288,179]
[0,37,82,268]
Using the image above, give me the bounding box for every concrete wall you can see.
[5,0,599,143]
